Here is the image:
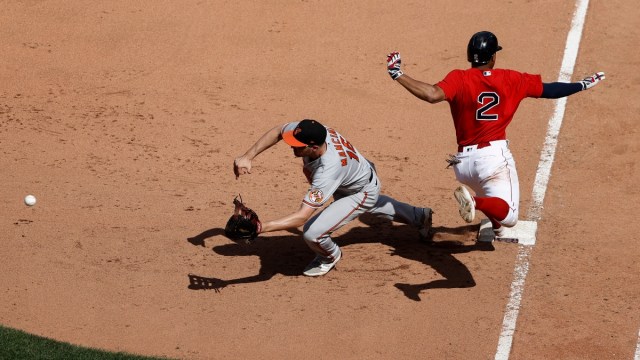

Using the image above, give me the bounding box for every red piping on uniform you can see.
[501,147,516,211]
[302,200,323,208]
[316,192,369,259]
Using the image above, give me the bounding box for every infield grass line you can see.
[494,0,590,359]
[0,325,169,360]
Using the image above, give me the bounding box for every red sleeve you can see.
[436,70,462,101]
[518,72,543,98]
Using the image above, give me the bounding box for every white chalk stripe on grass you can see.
[494,0,590,359]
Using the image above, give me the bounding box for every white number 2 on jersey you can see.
[476,92,500,121]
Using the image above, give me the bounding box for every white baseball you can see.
[24,194,37,206]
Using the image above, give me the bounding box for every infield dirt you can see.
[1,1,638,359]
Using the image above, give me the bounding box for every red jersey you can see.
[436,68,543,146]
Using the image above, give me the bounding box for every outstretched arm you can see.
[541,72,606,99]
[260,203,316,233]
[234,125,283,179]
[386,51,446,104]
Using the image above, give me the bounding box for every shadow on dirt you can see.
[186,213,494,301]
[187,228,225,247]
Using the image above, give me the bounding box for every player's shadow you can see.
[187,227,309,292]
[187,228,225,247]
[186,213,492,301]
[338,213,493,301]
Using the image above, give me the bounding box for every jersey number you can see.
[476,92,499,121]
[329,128,360,166]
[339,136,359,163]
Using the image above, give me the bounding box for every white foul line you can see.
[635,327,640,360]
[494,0,590,359]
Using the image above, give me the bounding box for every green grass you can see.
[0,325,172,360]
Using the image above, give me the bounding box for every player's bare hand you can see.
[233,156,252,179]
[387,51,404,80]
[579,72,605,90]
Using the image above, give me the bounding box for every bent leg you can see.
[366,195,425,227]
[480,153,519,227]
[467,145,520,228]
[303,191,377,260]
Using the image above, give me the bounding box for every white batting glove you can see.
[579,72,605,90]
[387,51,404,80]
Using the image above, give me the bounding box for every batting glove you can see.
[579,72,605,90]
[387,51,404,80]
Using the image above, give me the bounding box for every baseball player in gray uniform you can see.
[233,119,433,276]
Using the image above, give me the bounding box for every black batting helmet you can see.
[467,31,502,65]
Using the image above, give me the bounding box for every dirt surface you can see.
[1,1,638,359]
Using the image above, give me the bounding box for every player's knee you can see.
[498,207,519,228]
[302,233,316,244]
[302,228,322,244]
[500,214,518,228]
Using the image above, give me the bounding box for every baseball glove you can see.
[224,195,262,244]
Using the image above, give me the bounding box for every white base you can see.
[477,219,538,246]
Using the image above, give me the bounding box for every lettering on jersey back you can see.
[328,128,360,166]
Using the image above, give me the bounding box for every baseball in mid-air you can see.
[24,194,37,206]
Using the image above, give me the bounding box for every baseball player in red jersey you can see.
[233,119,433,276]
[386,31,605,239]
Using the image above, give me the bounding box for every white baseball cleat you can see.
[303,250,342,277]
[454,185,475,223]
[418,207,434,243]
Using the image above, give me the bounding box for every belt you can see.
[368,168,378,186]
[458,142,492,153]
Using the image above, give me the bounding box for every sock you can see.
[474,196,509,223]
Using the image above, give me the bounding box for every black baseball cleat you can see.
[418,207,434,243]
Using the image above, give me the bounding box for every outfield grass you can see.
[0,325,171,360]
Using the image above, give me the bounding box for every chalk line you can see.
[494,0,590,359]
[635,326,640,360]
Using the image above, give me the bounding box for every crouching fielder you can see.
[234,119,433,276]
